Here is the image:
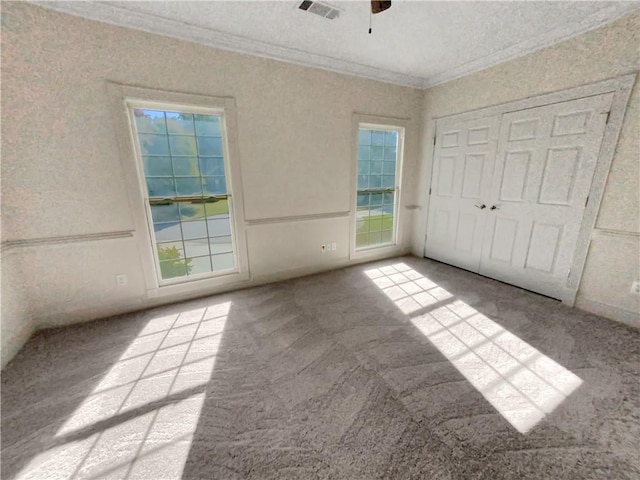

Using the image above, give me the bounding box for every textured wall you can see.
[2,3,638,369]
[415,11,640,326]
[0,2,422,367]
[0,250,32,367]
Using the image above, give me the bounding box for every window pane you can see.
[188,256,213,276]
[178,203,203,222]
[169,136,197,156]
[370,193,383,207]
[384,146,397,161]
[197,136,222,156]
[384,131,398,146]
[370,161,383,175]
[182,221,207,240]
[209,236,233,255]
[175,177,203,196]
[369,175,382,188]
[357,175,368,189]
[165,112,195,135]
[194,115,221,136]
[139,134,170,156]
[358,130,371,146]
[383,161,396,175]
[205,198,229,217]
[357,161,369,175]
[381,230,393,244]
[356,208,370,234]
[199,156,225,176]
[383,192,394,205]
[172,157,199,176]
[202,176,227,195]
[356,233,369,248]
[184,238,210,258]
[357,193,369,207]
[382,211,394,228]
[369,231,382,245]
[157,241,185,259]
[369,214,384,231]
[382,175,395,188]
[146,178,176,197]
[371,146,384,161]
[358,146,370,161]
[134,110,167,134]
[160,258,188,279]
[143,156,173,177]
[150,204,179,223]
[154,222,182,242]
[207,218,232,237]
[371,131,384,146]
[212,253,235,271]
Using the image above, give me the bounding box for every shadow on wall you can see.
[2,256,633,478]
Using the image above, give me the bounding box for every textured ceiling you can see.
[34,1,639,88]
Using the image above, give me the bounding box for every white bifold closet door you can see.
[425,93,613,301]
[424,115,501,272]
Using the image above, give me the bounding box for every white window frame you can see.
[108,83,250,298]
[350,114,407,261]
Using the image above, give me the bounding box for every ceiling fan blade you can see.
[371,1,392,14]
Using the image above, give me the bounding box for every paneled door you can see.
[425,115,501,272]
[425,93,613,301]
[478,93,613,301]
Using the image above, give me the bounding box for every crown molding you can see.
[30,1,640,91]
[29,1,425,88]
[420,3,640,88]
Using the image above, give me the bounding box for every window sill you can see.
[147,270,250,299]
[351,243,404,261]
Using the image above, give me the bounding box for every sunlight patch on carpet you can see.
[16,301,231,479]
[365,263,582,434]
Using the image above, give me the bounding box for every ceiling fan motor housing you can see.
[372,1,392,14]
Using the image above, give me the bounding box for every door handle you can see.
[474,204,486,209]
[490,205,499,210]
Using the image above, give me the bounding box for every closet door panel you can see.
[425,115,500,272]
[479,93,613,300]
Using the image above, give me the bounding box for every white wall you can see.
[414,11,640,327]
[0,249,33,366]
[0,3,422,367]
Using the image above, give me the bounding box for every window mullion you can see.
[195,113,215,273]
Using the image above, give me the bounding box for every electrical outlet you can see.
[115,274,128,286]
[631,281,640,295]
[331,242,337,251]
[320,244,326,252]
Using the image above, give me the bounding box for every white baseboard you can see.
[251,258,351,285]
[575,296,640,328]
[1,321,35,369]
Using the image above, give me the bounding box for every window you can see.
[355,124,403,250]
[129,105,238,284]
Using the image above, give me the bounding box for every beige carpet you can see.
[2,256,639,479]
